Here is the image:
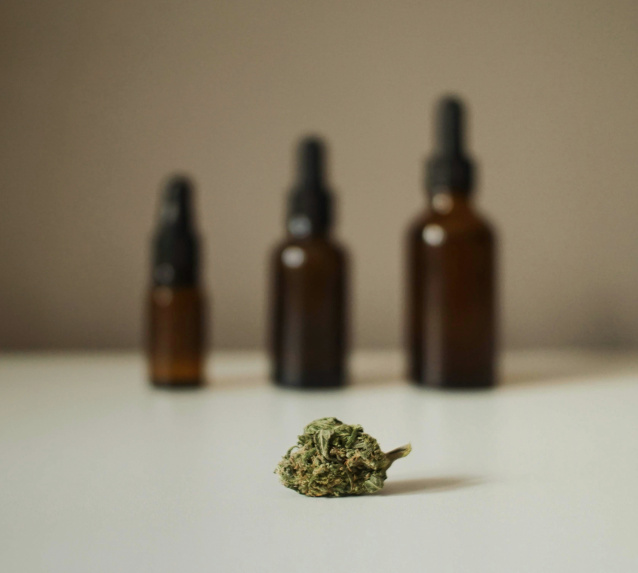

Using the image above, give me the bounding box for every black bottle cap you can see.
[287,136,334,236]
[151,175,200,287]
[426,96,475,195]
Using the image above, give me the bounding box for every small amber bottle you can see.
[406,97,497,389]
[146,175,207,389]
[270,137,348,388]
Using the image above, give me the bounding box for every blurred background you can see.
[1,0,638,352]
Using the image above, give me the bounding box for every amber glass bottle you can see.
[270,137,348,388]
[406,97,496,389]
[147,176,207,389]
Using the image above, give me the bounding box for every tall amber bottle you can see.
[270,137,348,388]
[147,176,207,388]
[406,97,497,389]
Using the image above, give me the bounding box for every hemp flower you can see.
[275,417,411,497]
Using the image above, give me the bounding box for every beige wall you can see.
[1,0,638,350]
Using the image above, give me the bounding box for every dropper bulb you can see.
[298,136,326,188]
[437,97,464,155]
[426,95,474,195]
[287,135,333,235]
[160,175,193,228]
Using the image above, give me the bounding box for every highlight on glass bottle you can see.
[406,96,497,389]
[269,136,349,388]
[146,175,207,389]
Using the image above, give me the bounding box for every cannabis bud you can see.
[275,417,411,497]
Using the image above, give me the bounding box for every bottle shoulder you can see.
[408,207,495,242]
[149,285,205,307]
[272,236,347,266]
[274,234,346,252]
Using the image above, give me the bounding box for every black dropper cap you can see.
[151,175,200,287]
[287,136,334,236]
[426,96,475,196]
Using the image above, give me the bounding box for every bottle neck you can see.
[152,228,199,287]
[286,214,331,240]
[426,190,473,215]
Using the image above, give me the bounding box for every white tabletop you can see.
[1,349,637,573]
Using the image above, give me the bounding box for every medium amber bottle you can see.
[146,176,207,389]
[406,97,497,389]
[270,137,348,388]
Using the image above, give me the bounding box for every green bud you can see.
[275,417,412,497]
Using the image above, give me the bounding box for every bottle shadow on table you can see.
[353,354,638,390]
[379,475,483,496]
[500,350,638,389]
[210,350,638,390]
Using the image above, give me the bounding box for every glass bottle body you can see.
[406,192,496,388]
[147,286,206,388]
[270,234,348,388]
